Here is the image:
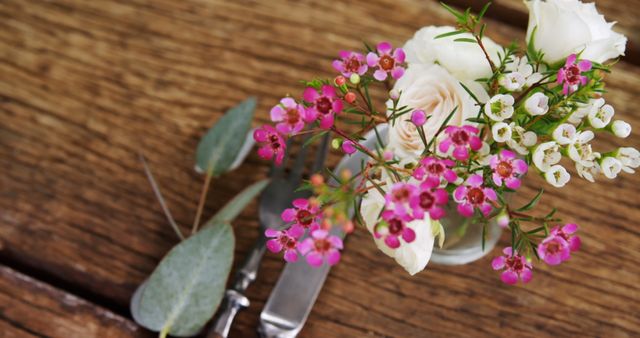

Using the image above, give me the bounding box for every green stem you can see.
[191,172,213,235]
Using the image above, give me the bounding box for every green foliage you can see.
[134,222,235,337]
[131,180,268,336]
[195,97,257,176]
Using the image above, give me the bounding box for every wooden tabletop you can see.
[1,1,639,337]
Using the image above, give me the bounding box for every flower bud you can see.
[496,209,510,229]
[310,174,324,187]
[524,92,549,116]
[389,89,400,100]
[343,220,354,234]
[411,109,427,126]
[611,120,631,138]
[349,73,361,84]
[342,140,357,155]
[334,75,346,86]
[331,138,341,149]
[344,92,357,103]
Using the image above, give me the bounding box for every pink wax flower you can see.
[489,149,528,190]
[537,223,581,265]
[557,54,592,95]
[332,51,368,77]
[298,229,343,267]
[411,109,427,126]
[270,97,306,135]
[453,174,497,217]
[254,125,286,165]
[281,198,321,231]
[303,85,343,129]
[438,125,482,161]
[409,179,448,220]
[384,182,418,217]
[413,157,458,187]
[342,140,357,155]
[374,210,416,249]
[265,225,304,262]
[366,42,406,81]
[492,247,533,285]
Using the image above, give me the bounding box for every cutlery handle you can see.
[208,235,267,337]
[234,235,267,291]
[207,290,250,338]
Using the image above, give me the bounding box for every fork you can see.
[206,134,330,338]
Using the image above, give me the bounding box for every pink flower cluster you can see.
[255,42,406,164]
[266,198,344,267]
[493,224,581,284]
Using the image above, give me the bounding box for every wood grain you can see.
[0,0,638,337]
[0,265,151,338]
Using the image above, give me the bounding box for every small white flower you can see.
[616,147,640,174]
[533,141,561,172]
[600,157,623,179]
[492,122,512,143]
[576,162,600,183]
[552,123,577,145]
[568,131,597,167]
[506,123,538,155]
[505,56,544,87]
[524,92,549,116]
[484,94,515,121]
[587,98,614,128]
[611,120,631,138]
[499,72,525,91]
[568,101,592,125]
[545,165,570,188]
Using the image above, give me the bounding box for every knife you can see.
[257,125,386,338]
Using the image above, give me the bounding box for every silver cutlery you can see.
[206,134,330,338]
[257,126,379,338]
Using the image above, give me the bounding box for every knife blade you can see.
[258,125,387,338]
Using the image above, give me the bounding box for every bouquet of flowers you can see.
[253,0,636,284]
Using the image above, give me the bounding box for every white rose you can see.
[545,165,571,187]
[403,25,502,81]
[360,181,435,275]
[387,64,487,159]
[525,0,627,64]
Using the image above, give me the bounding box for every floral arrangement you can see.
[254,0,636,284]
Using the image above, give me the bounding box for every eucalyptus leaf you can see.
[195,97,257,176]
[209,179,269,224]
[132,179,268,336]
[136,222,234,337]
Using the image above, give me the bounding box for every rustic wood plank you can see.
[0,0,638,337]
[0,265,151,338]
[442,0,640,65]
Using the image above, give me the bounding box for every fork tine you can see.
[269,138,293,179]
[289,133,312,183]
[311,133,330,174]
